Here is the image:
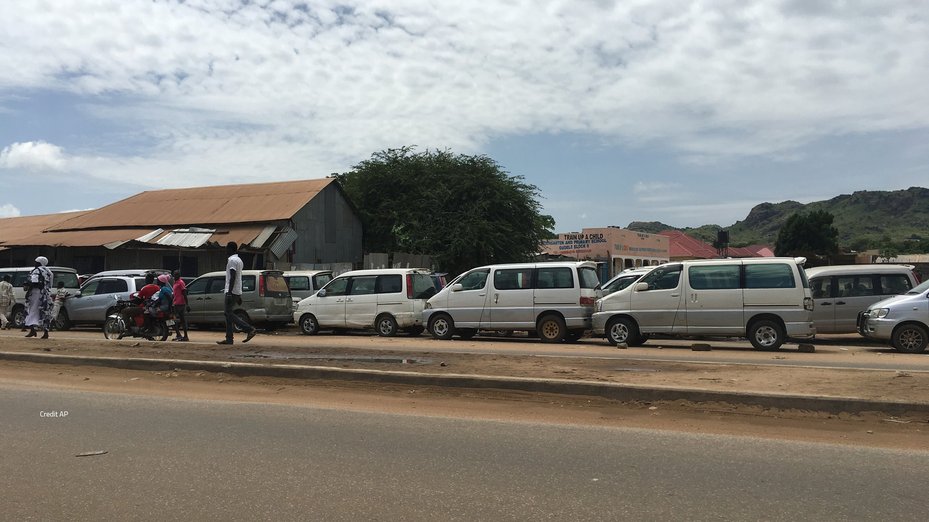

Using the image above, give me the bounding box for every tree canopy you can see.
[335,147,555,277]
[774,210,839,261]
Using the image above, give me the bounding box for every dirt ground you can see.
[3,330,929,450]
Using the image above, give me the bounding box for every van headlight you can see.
[595,299,603,312]
[872,308,890,318]
[425,302,432,310]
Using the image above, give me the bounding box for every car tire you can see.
[748,319,784,351]
[299,314,320,335]
[537,314,566,343]
[892,323,928,354]
[428,314,455,340]
[606,317,638,346]
[376,314,399,337]
[55,309,72,331]
[12,305,26,329]
[103,317,123,340]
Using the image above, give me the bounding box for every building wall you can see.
[288,183,363,268]
[541,227,669,277]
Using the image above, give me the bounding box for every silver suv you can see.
[60,275,151,329]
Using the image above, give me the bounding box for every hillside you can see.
[627,187,929,248]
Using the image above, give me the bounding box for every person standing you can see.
[171,270,189,341]
[49,281,71,329]
[217,241,256,345]
[0,275,15,329]
[25,256,54,339]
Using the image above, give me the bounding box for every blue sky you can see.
[2,0,928,232]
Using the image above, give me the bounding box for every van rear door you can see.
[684,263,743,335]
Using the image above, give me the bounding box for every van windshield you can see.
[906,280,929,295]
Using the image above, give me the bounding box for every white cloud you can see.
[0,203,21,218]
[0,0,928,189]
[0,141,67,171]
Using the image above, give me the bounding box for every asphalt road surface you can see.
[3,382,927,521]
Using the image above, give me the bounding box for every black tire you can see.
[55,309,71,331]
[12,305,26,329]
[537,314,566,343]
[376,314,399,337]
[457,328,477,340]
[428,314,455,340]
[606,316,639,346]
[748,319,784,351]
[103,317,124,340]
[892,323,928,354]
[299,314,320,335]
[149,321,170,341]
[406,326,425,337]
[564,330,584,343]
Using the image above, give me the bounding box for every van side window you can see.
[458,270,489,291]
[242,276,256,292]
[880,274,912,295]
[537,267,573,289]
[186,278,208,295]
[837,276,874,297]
[577,267,599,289]
[640,265,682,290]
[376,275,402,294]
[288,276,309,291]
[411,274,437,299]
[494,269,533,290]
[53,271,80,288]
[744,264,795,289]
[349,276,377,295]
[207,278,226,294]
[322,277,349,296]
[313,274,333,289]
[688,265,740,290]
[810,278,833,299]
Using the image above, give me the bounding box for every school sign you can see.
[541,227,669,275]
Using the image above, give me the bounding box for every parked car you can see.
[60,275,152,329]
[82,268,170,284]
[424,261,601,343]
[294,268,437,336]
[283,270,334,308]
[807,264,919,334]
[0,266,81,328]
[858,278,929,353]
[592,257,814,350]
[600,266,655,296]
[184,270,292,330]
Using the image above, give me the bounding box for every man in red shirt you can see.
[119,273,159,339]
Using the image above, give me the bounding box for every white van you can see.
[858,278,929,353]
[294,268,437,336]
[592,257,814,350]
[284,270,334,308]
[807,264,919,334]
[423,261,601,343]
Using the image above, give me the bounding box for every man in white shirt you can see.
[217,241,257,345]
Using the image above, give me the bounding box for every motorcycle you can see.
[103,293,174,341]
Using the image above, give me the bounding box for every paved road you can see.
[2,382,927,521]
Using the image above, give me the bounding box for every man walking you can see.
[217,241,257,345]
[0,275,15,329]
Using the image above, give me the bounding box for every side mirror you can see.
[635,282,649,292]
[317,289,327,297]
[450,283,464,292]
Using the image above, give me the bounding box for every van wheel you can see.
[299,314,320,335]
[892,324,928,353]
[748,319,784,351]
[537,314,566,343]
[428,314,455,340]
[12,305,26,329]
[376,314,399,337]
[55,309,71,331]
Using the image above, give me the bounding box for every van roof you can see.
[196,269,285,279]
[470,261,598,271]
[335,268,432,277]
[806,264,916,278]
[0,265,77,273]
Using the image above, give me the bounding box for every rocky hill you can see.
[628,187,929,248]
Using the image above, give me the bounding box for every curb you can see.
[3,351,929,416]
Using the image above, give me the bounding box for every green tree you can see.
[774,210,839,261]
[336,147,555,276]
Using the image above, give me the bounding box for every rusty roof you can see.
[48,178,335,231]
[0,211,89,245]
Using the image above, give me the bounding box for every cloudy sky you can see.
[2,0,928,232]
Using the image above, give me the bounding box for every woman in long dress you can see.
[25,256,54,339]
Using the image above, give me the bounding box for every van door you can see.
[314,277,349,328]
[835,275,878,333]
[185,277,211,322]
[489,267,535,329]
[810,276,837,333]
[629,264,686,333]
[445,269,491,328]
[685,264,743,335]
[345,276,379,328]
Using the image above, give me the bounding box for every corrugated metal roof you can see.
[0,211,90,245]
[269,227,299,258]
[249,225,278,249]
[155,228,215,248]
[48,178,335,231]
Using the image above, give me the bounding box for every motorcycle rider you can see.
[118,272,159,339]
